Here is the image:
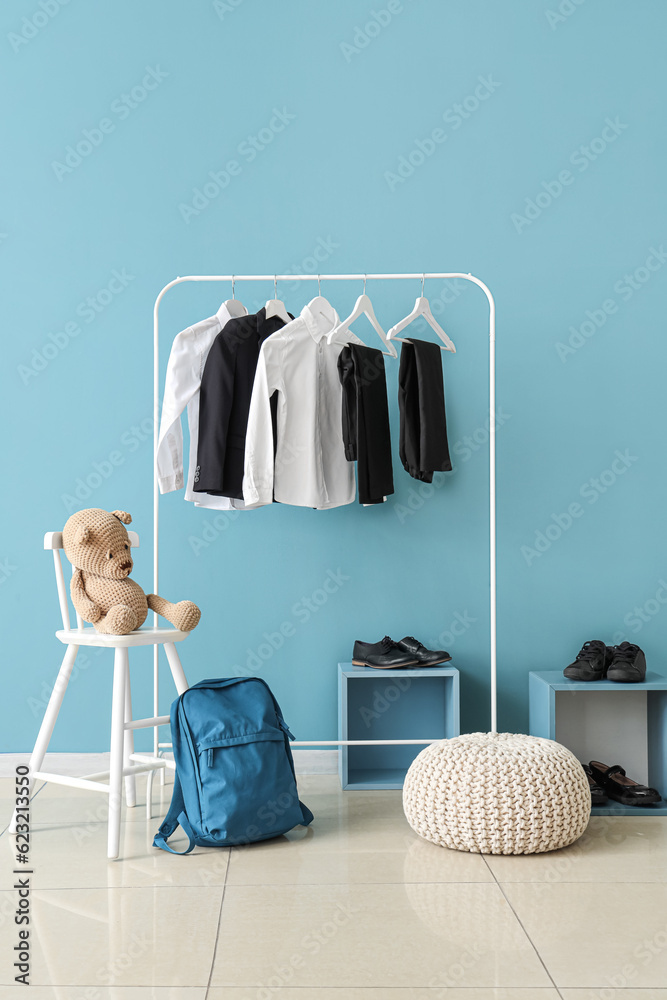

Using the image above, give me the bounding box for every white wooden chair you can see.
[9,530,190,859]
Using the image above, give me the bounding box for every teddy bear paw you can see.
[99,605,138,635]
[172,601,201,632]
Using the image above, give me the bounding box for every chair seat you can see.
[55,625,190,648]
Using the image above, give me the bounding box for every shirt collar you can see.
[301,299,340,342]
[215,301,248,328]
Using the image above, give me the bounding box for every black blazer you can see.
[194,308,289,500]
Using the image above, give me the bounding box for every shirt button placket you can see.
[316,339,327,503]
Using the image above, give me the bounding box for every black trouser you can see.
[338,344,394,504]
[398,338,452,483]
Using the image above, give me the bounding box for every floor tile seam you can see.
[494,879,667,885]
[480,851,563,994]
[222,879,496,887]
[0,981,210,990]
[3,877,665,891]
[0,985,565,992]
[0,986,565,993]
[3,883,227,894]
[10,882,230,890]
[205,878,228,993]
[209,979,568,991]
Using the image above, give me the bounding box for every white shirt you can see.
[243,300,363,509]
[157,304,251,511]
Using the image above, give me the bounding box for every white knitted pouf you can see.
[403,732,591,855]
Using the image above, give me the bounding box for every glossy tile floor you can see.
[1,773,667,999]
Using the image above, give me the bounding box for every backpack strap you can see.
[153,772,197,855]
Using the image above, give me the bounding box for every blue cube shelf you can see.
[529,670,667,816]
[338,662,460,790]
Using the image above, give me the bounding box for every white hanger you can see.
[387,275,456,353]
[220,275,247,318]
[265,275,291,324]
[307,275,333,322]
[326,276,398,357]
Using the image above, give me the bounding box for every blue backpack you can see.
[153,677,313,854]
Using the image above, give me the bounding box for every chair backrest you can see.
[44,530,140,630]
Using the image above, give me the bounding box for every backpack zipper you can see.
[278,717,295,741]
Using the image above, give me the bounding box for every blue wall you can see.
[2,0,666,750]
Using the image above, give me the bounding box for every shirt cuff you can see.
[243,482,272,506]
[158,472,184,494]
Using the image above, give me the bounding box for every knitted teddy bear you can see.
[62,508,201,635]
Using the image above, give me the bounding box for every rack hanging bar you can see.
[291,740,439,746]
[153,272,497,738]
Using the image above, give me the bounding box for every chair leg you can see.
[145,767,155,821]
[107,648,127,860]
[163,642,189,695]
[123,655,136,809]
[9,644,79,833]
[162,643,188,788]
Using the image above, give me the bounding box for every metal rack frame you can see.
[152,272,497,761]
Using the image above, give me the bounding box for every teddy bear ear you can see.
[111,510,132,525]
[75,526,92,545]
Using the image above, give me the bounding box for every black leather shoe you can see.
[563,640,613,681]
[396,636,451,666]
[352,637,418,669]
[589,761,661,806]
[583,764,608,806]
[607,642,646,683]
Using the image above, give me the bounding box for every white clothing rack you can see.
[152,272,497,758]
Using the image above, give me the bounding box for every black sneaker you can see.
[607,642,646,683]
[563,640,613,681]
